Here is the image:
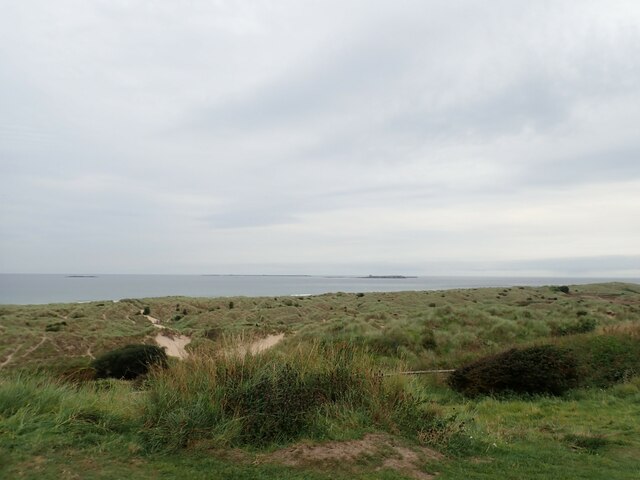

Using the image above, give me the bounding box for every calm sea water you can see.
[1,274,638,305]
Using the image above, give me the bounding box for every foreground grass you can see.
[422,376,640,479]
[0,352,454,480]
[2,372,639,479]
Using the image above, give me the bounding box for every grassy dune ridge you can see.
[1,282,639,479]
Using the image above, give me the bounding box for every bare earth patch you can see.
[264,433,443,479]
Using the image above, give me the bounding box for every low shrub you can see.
[448,345,579,397]
[45,321,67,332]
[141,344,456,450]
[91,344,168,380]
[553,317,597,336]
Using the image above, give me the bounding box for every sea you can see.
[1,274,638,305]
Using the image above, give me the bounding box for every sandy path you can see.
[0,335,48,369]
[0,345,21,369]
[236,333,285,357]
[143,313,164,329]
[20,336,48,359]
[142,310,192,359]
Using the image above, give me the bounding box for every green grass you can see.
[2,282,638,373]
[1,282,639,479]
[431,376,640,479]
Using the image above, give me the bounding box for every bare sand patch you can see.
[235,333,285,357]
[265,433,442,479]
[142,310,191,359]
[143,313,164,329]
[249,333,285,354]
[155,333,191,360]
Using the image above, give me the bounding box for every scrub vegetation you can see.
[1,282,639,479]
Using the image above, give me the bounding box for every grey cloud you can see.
[1,1,640,274]
[192,41,410,133]
[523,146,640,187]
[386,76,568,140]
[204,207,298,229]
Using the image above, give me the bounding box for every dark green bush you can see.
[142,306,150,315]
[448,345,579,397]
[45,321,67,332]
[91,344,168,380]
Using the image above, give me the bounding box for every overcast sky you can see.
[1,1,639,276]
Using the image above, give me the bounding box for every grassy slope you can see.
[1,282,639,479]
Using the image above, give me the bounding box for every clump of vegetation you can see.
[552,317,598,336]
[45,320,67,332]
[563,433,611,454]
[448,345,579,397]
[420,327,437,350]
[91,344,168,380]
[141,343,455,450]
[202,326,222,340]
[367,327,416,356]
[142,306,151,315]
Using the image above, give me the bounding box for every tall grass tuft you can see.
[141,342,453,451]
[0,374,141,453]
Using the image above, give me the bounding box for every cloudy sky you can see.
[1,1,639,276]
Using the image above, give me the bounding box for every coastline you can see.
[1,273,639,305]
